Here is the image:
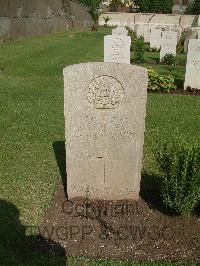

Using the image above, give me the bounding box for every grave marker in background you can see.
[160,31,178,61]
[104,35,131,64]
[184,28,198,52]
[150,28,162,49]
[170,26,182,41]
[184,39,200,91]
[136,24,151,42]
[112,26,128,36]
[143,25,151,43]
[136,25,145,39]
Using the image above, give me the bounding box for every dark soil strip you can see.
[40,180,200,262]
[146,61,186,67]
[148,89,200,96]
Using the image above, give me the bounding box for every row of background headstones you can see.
[133,23,200,53]
[104,20,200,53]
[104,26,178,63]
[104,26,200,91]
[135,25,178,61]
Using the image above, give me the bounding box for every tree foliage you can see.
[109,0,123,12]
[186,0,200,15]
[102,16,111,27]
[133,0,173,14]
[88,0,102,31]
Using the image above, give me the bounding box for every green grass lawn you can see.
[0,27,200,265]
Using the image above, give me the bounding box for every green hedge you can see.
[156,139,200,215]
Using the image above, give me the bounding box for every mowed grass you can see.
[0,27,200,265]
[68,258,198,266]
[0,29,107,226]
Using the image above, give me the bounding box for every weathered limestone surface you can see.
[104,35,131,64]
[160,31,177,61]
[136,24,145,39]
[170,26,182,40]
[136,24,152,43]
[184,39,200,90]
[64,62,148,200]
[0,0,92,41]
[112,26,128,36]
[184,27,198,52]
[143,25,151,43]
[150,28,162,49]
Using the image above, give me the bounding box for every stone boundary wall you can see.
[0,0,92,41]
[99,12,199,28]
[70,0,92,29]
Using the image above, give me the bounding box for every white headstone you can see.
[136,25,145,39]
[160,31,178,61]
[109,21,120,27]
[198,30,200,39]
[112,26,128,36]
[136,24,151,42]
[63,62,148,200]
[104,35,131,64]
[144,25,151,43]
[120,22,128,27]
[170,26,182,41]
[184,28,198,53]
[150,28,162,49]
[129,22,135,31]
[184,39,200,91]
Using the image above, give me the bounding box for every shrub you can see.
[133,37,145,64]
[176,33,185,54]
[135,0,173,14]
[176,47,184,54]
[126,26,137,41]
[178,32,185,47]
[102,16,110,27]
[162,53,177,65]
[88,0,101,31]
[109,0,122,11]
[126,26,137,51]
[156,139,200,215]
[148,68,176,92]
[185,0,200,15]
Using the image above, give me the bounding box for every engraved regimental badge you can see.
[88,76,124,109]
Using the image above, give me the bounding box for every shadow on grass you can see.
[0,199,67,265]
[175,78,184,89]
[140,172,177,217]
[53,141,67,198]
[147,56,160,63]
